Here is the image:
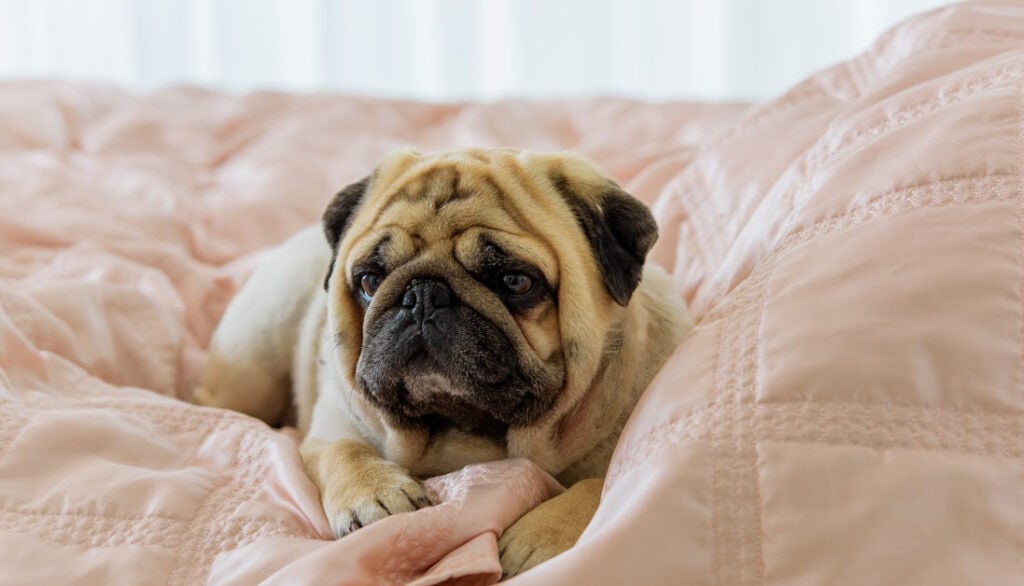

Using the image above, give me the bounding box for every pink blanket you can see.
[3,2,1023,584]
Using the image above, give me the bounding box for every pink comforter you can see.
[2,2,1022,584]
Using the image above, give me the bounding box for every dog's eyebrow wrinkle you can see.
[474,236,512,270]
[548,171,577,207]
[359,236,392,268]
[482,169,550,245]
[432,185,472,212]
[480,175,524,224]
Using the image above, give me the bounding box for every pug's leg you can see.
[194,226,329,425]
[300,438,432,537]
[498,477,603,577]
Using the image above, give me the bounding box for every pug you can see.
[194,148,692,576]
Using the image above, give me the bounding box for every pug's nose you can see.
[401,279,454,321]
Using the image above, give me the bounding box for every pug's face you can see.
[322,149,657,437]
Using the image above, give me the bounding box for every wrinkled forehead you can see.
[343,161,560,281]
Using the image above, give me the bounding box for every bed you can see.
[2,2,1022,584]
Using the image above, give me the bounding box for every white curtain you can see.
[0,0,955,102]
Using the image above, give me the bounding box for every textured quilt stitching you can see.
[1016,75,1024,408]
[709,81,839,149]
[0,400,30,467]
[0,378,306,581]
[707,246,774,585]
[820,62,1021,173]
[711,169,1011,328]
[663,167,716,297]
[1015,74,1024,411]
[0,511,185,549]
[680,167,720,291]
[783,64,1023,220]
[168,428,310,585]
[27,393,268,433]
[0,404,202,551]
[164,419,257,586]
[0,505,196,525]
[612,402,1024,486]
[615,159,1024,585]
[744,255,773,585]
[685,173,1016,381]
[164,426,258,586]
[731,254,773,585]
[706,252,753,583]
[929,30,1024,49]
[779,174,1017,253]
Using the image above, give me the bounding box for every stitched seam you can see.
[706,248,774,584]
[1016,76,1024,411]
[706,241,752,584]
[808,64,1022,182]
[0,506,194,524]
[27,394,268,431]
[167,428,309,585]
[0,512,184,549]
[773,65,1024,232]
[614,396,1024,479]
[688,174,1015,363]
[744,249,774,585]
[612,174,1021,489]
[779,174,1016,252]
[710,82,840,148]
[706,232,765,585]
[732,257,774,584]
[612,403,1024,482]
[692,173,1011,329]
[672,168,718,296]
[929,30,1024,49]
[0,405,33,470]
[163,419,255,586]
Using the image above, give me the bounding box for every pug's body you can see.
[195,148,691,576]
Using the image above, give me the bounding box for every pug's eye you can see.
[359,272,382,299]
[500,272,534,296]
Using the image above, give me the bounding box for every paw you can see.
[324,466,432,537]
[498,505,579,577]
[302,439,434,538]
[497,478,602,577]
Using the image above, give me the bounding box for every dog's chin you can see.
[403,370,508,433]
[359,367,507,437]
[401,371,473,404]
[355,343,558,438]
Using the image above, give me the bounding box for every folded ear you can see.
[557,177,659,306]
[322,175,371,289]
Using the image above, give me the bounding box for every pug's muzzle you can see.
[355,276,552,434]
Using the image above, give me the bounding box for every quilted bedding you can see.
[1,1,1022,584]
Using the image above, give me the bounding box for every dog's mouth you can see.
[353,293,558,435]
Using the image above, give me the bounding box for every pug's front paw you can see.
[301,438,433,538]
[325,467,431,537]
[497,478,603,577]
[498,506,578,578]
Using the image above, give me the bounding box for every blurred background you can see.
[0,0,954,102]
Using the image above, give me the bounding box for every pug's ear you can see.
[557,177,658,306]
[322,175,371,290]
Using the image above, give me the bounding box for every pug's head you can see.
[322,149,658,438]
